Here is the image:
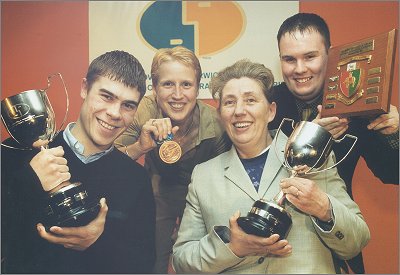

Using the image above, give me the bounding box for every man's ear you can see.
[327,45,332,54]
[80,78,88,99]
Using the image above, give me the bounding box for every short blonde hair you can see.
[151,46,202,87]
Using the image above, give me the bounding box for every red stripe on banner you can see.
[1,1,89,139]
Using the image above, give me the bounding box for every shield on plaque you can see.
[339,69,361,98]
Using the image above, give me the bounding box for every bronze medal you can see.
[159,140,182,164]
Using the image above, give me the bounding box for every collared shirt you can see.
[63,122,114,164]
[294,93,323,121]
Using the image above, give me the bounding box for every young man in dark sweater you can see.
[2,51,156,273]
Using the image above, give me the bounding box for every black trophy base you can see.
[43,202,101,231]
[237,200,292,239]
[42,181,101,231]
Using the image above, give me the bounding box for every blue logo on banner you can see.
[139,1,245,56]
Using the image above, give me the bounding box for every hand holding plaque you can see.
[321,29,397,118]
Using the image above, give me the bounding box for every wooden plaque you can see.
[321,29,397,118]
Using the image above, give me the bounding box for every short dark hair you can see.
[85,50,147,99]
[210,59,274,106]
[277,13,331,51]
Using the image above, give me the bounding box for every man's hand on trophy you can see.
[280,177,331,221]
[367,104,399,135]
[228,211,292,257]
[29,146,71,191]
[36,198,108,251]
[313,105,349,139]
[32,139,50,148]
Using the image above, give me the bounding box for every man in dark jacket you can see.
[269,13,399,274]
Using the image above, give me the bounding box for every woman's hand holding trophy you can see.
[230,211,292,257]
[279,177,332,222]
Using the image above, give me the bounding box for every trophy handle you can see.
[44,73,69,141]
[306,134,358,175]
[273,118,295,170]
[272,118,296,206]
[1,142,32,150]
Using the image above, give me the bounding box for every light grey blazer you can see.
[172,131,370,274]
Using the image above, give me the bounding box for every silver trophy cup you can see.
[1,73,100,229]
[238,118,358,239]
[1,87,59,149]
[272,118,358,205]
[277,118,358,177]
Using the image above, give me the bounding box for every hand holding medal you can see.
[157,133,182,164]
[149,117,194,164]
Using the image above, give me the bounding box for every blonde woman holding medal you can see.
[115,46,231,274]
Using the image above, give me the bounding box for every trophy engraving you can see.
[366,96,379,104]
[322,29,397,117]
[1,73,100,229]
[326,94,336,100]
[339,40,374,59]
[367,86,379,94]
[329,75,339,82]
[368,67,381,75]
[367,77,381,85]
[325,103,335,109]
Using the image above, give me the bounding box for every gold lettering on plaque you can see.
[367,77,381,85]
[367,86,380,94]
[325,103,335,109]
[368,67,382,75]
[337,55,372,70]
[329,75,339,82]
[339,40,374,59]
[366,96,378,104]
[326,94,337,100]
[328,84,338,91]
